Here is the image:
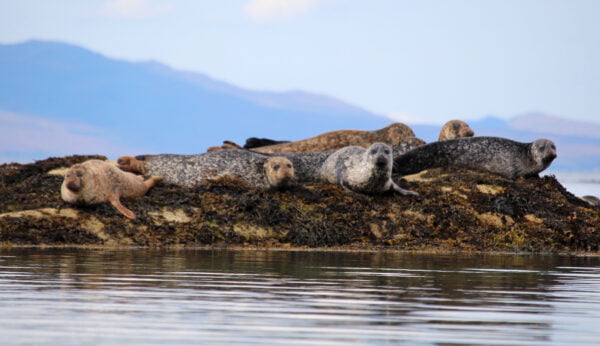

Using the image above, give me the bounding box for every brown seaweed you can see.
[1,156,599,252]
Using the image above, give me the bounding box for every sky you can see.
[1,0,599,125]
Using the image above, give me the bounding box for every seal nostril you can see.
[66,180,81,192]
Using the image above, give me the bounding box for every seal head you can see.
[439,120,475,141]
[63,164,85,193]
[264,156,295,188]
[531,139,557,170]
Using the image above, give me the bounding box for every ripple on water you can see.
[0,249,599,344]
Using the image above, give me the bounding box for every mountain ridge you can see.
[0,40,599,171]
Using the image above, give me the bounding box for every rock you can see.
[0,156,599,252]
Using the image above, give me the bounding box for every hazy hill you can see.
[1,40,599,171]
[0,40,388,160]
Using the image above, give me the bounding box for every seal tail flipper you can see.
[108,194,136,219]
[117,156,147,175]
[391,182,419,196]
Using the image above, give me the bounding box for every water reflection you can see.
[0,249,599,344]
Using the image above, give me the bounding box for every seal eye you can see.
[370,149,377,155]
[384,149,390,155]
[274,165,280,171]
[76,171,84,178]
[287,164,292,168]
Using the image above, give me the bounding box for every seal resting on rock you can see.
[118,150,294,189]
[240,122,417,154]
[581,195,600,207]
[393,137,557,179]
[438,120,475,141]
[61,160,163,219]
[319,142,418,195]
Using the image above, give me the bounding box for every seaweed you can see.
[0,156,599,252]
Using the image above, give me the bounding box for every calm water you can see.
[549,171,600,197]
[1,249,600,345]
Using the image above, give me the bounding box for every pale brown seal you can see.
[60,160,163,219]
[319,142,418,195]
[438,120,475,141]
[118,150,294,189]
[243,122,417,154]
[393,137,557,179]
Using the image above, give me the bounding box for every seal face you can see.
[61,160,162,219]
[438,120,475,141]
[264,157,295,188]
[531,139,557,169]
[319,142,418,195]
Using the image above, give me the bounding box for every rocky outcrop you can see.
[1,155,598,252]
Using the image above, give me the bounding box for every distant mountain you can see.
[1,40,599,171]
[0,40,389,160]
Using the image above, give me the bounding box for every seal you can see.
[319,142,419,195]
[438,120,475,141]
[393,137,557,179]
[60,159,163,219]
[581,195,600,207]
[118,150,294,189]
[246,122,417,154]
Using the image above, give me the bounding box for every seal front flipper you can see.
[143,176,163,189]
[390,181,418,196]
[108,194,136,219]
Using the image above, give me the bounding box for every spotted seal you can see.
[319,142,418,195]
[60,159,163,219]
[438,120,475,141]
[240,122,417,154]
[118,149,294,189]
[393,137,557,179]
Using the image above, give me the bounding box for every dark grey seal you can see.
[393,136,557,179]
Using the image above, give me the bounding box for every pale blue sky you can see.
[1,0,599,124]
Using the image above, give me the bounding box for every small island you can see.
[1,155,598,253]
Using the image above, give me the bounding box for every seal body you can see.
[393,137,557,179]
[438,120,475,141]
[248,123,417,154]
[581,195,600,207]
[61,160,162,219]
[319,143,418,195]
[119,150,294,189]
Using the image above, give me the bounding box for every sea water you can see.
[0,249,599,345]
